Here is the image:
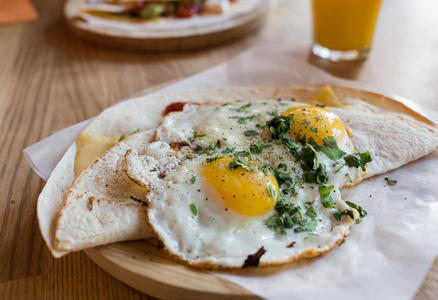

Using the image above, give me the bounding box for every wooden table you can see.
[1,0,437,299]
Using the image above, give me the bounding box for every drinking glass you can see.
[311,0,382,61]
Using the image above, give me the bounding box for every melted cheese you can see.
[74,132,119,177]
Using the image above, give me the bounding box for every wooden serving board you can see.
[64,0,270,51]
[85,239,260,299]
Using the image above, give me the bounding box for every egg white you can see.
[126,99,365,268]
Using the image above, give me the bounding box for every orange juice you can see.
[312,0,382,51]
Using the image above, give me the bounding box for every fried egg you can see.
[126,99,369,268]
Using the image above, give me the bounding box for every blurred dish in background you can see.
[311,0,382,61]
[84,0,234,21]
[65,0,270,51]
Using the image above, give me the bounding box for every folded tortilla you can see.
[37,86,438,257]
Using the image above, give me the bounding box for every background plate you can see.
[64,0,270,51]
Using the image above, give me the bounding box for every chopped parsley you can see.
[296,145,328,184]
[189,203,198,216]
[319,185,335,208]
[277,163,287,170]
[206,156,223,163]
[195,140,220,155]
[231,103,252,112]
[267,185,276,197]
[333,209,354,220]
[190,175,196,184]
[272,170,294,191]
[230,114,260,124]
[346,201,367,217]
[266,115,293,139]
[119,128,142,141]
[250,141,271,154]
[264,198,318,234]
[333,201,367,221]
[228,151,263,173]
[267,111,278,116]
[244,130,259,137]
[338,239,345,246]
[222,147,235,154]
[318,136,346,160]
[385,177,398,185]
[294,219,317,232]
[344,152,372,171]
[305,206,318,218]
[192,131,206,138]
[149,167,157,172]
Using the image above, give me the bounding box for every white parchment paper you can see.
[23,46,438,300]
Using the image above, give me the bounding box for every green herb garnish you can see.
[333,209,354,220]
[294,219,317,232]
[232,103,252,112]
[278,163,287,170]
[192,131,206,138]
[297,145,328,184]
[344,152,372,171]
[206,156,223,163]
[190,175,196,184]
[222,147,235,154]
[385,177,398,185]
[230,114,260,124]
[189,203,198,216]
[319,136,346,160]
[305,206,318,218]
[346,201,367,217]
[244,130,259,137]
[319,185,335,208]
[267,185,276,197]
[250,141,271,154]
[119,128,142,141]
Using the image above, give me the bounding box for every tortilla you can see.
[55,130,154,252]
[37,86,438,257]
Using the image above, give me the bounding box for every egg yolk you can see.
[282,106,346,146]
[202,156,279,217]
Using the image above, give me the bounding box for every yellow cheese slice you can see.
[74,132,119,177]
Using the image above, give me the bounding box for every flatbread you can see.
[55,130,154,252]
[123,96,438,268]
[38,85,438,257]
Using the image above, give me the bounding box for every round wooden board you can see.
[63,0,270,51]
[84,239,260,299]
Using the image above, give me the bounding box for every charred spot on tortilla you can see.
[130,195,147,206]
[242,246,266,268]
[171,142,190,151]
[87,196,94,211]
[286,241,296,248]
[163,102,192,116]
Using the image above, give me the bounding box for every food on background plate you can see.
[95,0,234,20]
[37,86,438,267]
[65,0,269,51]
[73,0,245,24]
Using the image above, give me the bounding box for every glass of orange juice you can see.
[311,0,382,61]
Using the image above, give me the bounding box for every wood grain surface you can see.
[0,0,437,299]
